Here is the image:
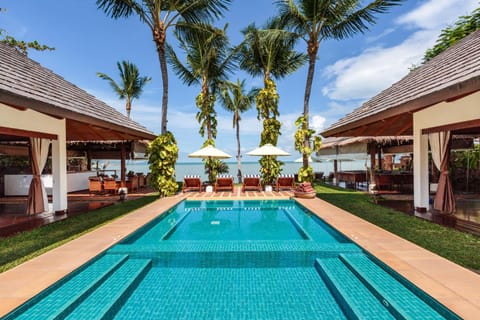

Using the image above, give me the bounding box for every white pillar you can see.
[51,120,68,213]
[413,115,429,212]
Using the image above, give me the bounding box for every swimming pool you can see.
[4,200,459,319]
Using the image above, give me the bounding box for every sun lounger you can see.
[182,175,202,193]
[242,175,262,192]
[276,174,296,191]
[214,175,234,192]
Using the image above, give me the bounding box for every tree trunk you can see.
[303,45,318,169]
[153,24,168,135]
[126,97,132,118]
[236,116,242,183]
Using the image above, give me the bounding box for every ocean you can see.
[98,159,367,182]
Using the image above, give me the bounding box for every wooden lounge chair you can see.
[242,175,262,192]
[182,176,202,193]
[276,175,296,191]
[103,177,117,194]
[126,175,138,192]
[214,175,234,192]
[88,176,102,195]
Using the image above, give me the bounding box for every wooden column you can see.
[333,159,338,186]
[86,147,92,171]
[120,143,126,187]
[369,143,377,187]
[377,147,382,171]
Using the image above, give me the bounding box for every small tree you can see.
[97,61,151,118]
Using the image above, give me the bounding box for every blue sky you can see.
[2,0,478,162]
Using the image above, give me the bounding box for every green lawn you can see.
[314,183,480,271]
[0,195,158,273]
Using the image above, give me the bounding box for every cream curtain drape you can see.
[428,131,455,213]
[26,138,51,215]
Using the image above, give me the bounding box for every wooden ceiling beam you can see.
[0,126,57,140]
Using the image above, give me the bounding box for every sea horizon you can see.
[96,159,367,182]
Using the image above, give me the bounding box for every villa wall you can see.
[413,90,480,210]
[0,103,68,212]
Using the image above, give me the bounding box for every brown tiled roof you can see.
[0,43,156,141]
[322,29,480,137]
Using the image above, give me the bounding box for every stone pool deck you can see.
[0,192,479,318]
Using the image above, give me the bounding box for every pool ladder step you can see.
[8,254,129,320]
[65,258,151,319]
[339,254,448,319]
[315,258,395,319]
[316,254,450,320]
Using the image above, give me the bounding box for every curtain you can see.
[428,131,455,213]
[26,138,51,215]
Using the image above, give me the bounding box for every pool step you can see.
[9,254,128,320]
[315,258,395,319]
[65,258,151,320]
[340,253,447,319]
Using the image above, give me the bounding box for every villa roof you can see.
[322,29,480,137]
[0,43,156,141]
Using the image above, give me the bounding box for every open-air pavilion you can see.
[0,42,156,216]
[321,29,480,214]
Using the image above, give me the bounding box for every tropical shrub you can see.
[146,132,179,197]
[294,115,322,182]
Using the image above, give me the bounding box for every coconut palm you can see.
[167,23,235,182]
[96,0,231,134]
[97,61,151,118]
[219,79,255,183]
[239,19,307,184]
[276,0,402,169]
[167,23,234,140]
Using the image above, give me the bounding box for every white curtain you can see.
[26,138,51,214]
[428,131,455,213]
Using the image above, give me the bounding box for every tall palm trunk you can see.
[235,113,242,183]
[302,43,319,168]
[126,97,132,118]
[153,23,169,134]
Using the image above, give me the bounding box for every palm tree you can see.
[97,61,151,118]
[239,20,307,184]
[167,23,235,182]
[277,0,402,169]
[219,79,255,183]
[96,0,231,134]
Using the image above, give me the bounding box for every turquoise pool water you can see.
[4,200,459,319]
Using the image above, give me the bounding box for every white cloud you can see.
[321,0,479,102]
[396,0,478,30]
[310,115,326,132]
[322,30,436,100]
[365,28,396,44]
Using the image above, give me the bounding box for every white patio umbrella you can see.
[247,144,290,189]
[188,145,232,183]
[246,143,290,156]
[188,145,232,159]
